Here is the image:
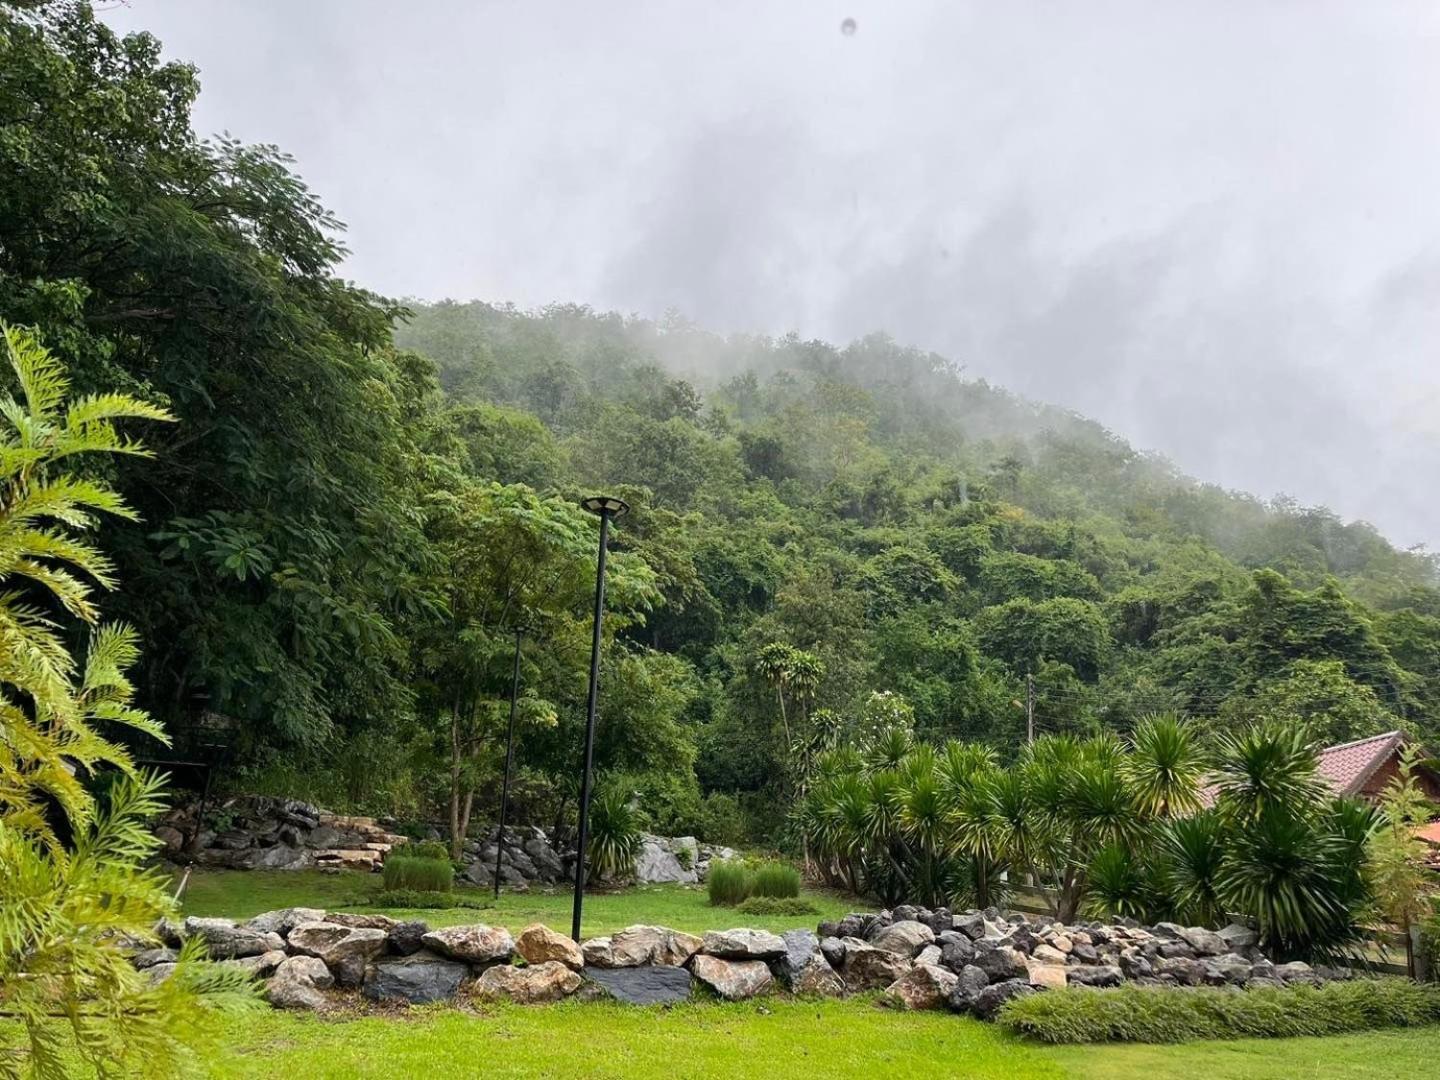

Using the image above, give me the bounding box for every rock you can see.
[921,908,953,936]
[182,917,285,960]
[244,908,326,937]
[656,929,704,966]
[132,947,177,970]
[516,923,585,971]
[940,937,976,971]
[870,920,935,957]
[390,920,429,956]
[420,924,515,966]
[1174,925,1229,957]
[1218,922,1259,951]
[288,922,389,985]
[773,929,820,988]
[155,825,185,853]
[701,928,786,961]
[581,936,615,967]
[972,978,1034,1020]
[819,936,848,969]
[953,912,986,940]
[1275,961,1318,985]
[584,964,693,1005]
[364,951,469,1004]
[893,905,921,923]
[1031,944,1067,965]
[1050,934,1073,954]
[1203,953,1253,986]
[1070,942,1100,965]
[884,963,959,1010]
[947,964,990,1012]
[225,949,287,978]
[267,955,333,1011]
[980,919,1011,943]
[835,915,868,939]
[1067,965,1122,988]
[1158,940,1196,959]
[144,963,178,986]
[1250,959,1277,982]
[789,953,845,997]
[475,961,583,1004]
[1155,956,1205,986]
[633,837,699,884]
[690,955,774,1001]
[974,946,1028,982]
[842,941,912,991]
[915,944,943,967]
[327,913,398,932]
[1027,963,1067,990]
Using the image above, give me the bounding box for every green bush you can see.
[708,860,752,906]
[751,861,801,899]
[382,854,454,893]
[371,889,491,910]
[587,785,645,882]
[696,792,746,846]
[408,839,450,861]
[998,980,1440,1044]
[736,896,819,916]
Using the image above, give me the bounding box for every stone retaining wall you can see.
[139,903,1347,1019]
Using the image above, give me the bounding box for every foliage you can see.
[997,980,1440,1045]
[585,785,644,883]
[1366,747,1437,977]
[370,889,491,911]
[0,324,257,1077]
[750,861,802,899]
[707,860,752,907]
[735,895,819,916]
[381,854,455,893]
[408,839,452,862]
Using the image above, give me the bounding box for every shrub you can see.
[382,854,454,892]
[751,861,801,899]
[372,889,492,910]
[708,859,752,906]
[696,792,746,846]
[998,980,1440,1044]
[408,839,451,862]
[736,896,819,916]
[587,785,644,882]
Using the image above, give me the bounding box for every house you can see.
[1316,730,1440,803]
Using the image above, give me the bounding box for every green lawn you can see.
[205,998,1440,1079]
[177,869,869,936]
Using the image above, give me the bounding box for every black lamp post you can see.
[492,624,527,899]
[570,494,628,942]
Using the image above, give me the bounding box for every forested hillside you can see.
[4,1,1439,845]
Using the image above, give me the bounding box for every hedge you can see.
[998,980,1440,1044]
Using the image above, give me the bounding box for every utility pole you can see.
[1025,673,1035,745]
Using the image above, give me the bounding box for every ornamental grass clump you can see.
[997,980,1440,1045]
[708,859,752,906]
[751,861,801,899]
[382,853,455,892]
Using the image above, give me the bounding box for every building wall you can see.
[1358,753,1440,803]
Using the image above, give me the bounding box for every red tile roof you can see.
[1317,730,1405,797]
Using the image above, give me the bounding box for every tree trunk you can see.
[459,787,475,852]
[448,710,463,861]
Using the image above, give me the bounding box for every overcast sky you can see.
[102,1,1440,550]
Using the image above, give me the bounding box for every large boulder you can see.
[690,955,774,1001]
[224,949,287,979]
[1218,922,1259,951]
[972,978,1034,1020]
[132,947,177,970]
[583,965,693,1005]
[841,941,912,991]
[701,928,786,961]
[773,930,820,989]
[390,920,429,956]
[884,963,959,1010]
[1026,962,1067,990]
[266,955,333,1011]
[1202,953,1252,986]
[1174,925,1229,957]
[953,912,987,940]
[364,951,469,1004]
[244,908,326,936]
[516,924,585,971]
[973,946,1028,983]
[789,953,845,997]
[182,917,284,960]
[1066,964,1122,988]
[288,922,389,982]
[420,924,515,966]
[633,837,699,884]
[475,961,583,1004]
[1155,955,1205,986]
[947,964,990,1012]
[870,920,935,957]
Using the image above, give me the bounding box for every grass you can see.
[201,998,1440,1079]
[380,854,454,893]
[176,869,865,936]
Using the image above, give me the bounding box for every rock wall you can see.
[156,796,733,885]
[141,904,1347,1018]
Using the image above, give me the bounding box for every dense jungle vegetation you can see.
[4,0,1440,849]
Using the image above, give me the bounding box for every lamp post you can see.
[571,494,628,942]
[492,624,527,899]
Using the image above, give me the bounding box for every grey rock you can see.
[1275,961,1319,985]
[1203,953,1253,986]
[633,837,699,885]
[789,953,845,997]
[953,912,987,940]
[475,960,583,1003]
[1155,955,1205,986]
[773,929,819,988]
[1218,922,1259,951]
[691,955,774,1001]
[870,920,935,957]
[819,936,848,969]
[182,917,285,959]
[1174,925,1229,957]
[420,924,514,965]
[974,946,1028,982]
[842,941,913,991]
[245,907,327,937]
[1066,964,1123,988]
[940,936,976,971]
[132,947,178,970]
[884,963,959,1010]
[583,964,693,1005]
[972,978,1034,1020]
[390,920,429,956]
[701,928,786,961]
[946,964,990,1012]
[225,949,287,978]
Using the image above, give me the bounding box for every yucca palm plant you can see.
[1126,711,1205,818]
[1159,810,1227,926]
[1210,720,1328,824]
[0,324,257,1078]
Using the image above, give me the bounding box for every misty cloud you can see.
[102,0,1440,548]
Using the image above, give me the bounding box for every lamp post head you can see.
[580,495,629,518]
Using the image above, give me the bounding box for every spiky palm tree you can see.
[1125,711,1205,819]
